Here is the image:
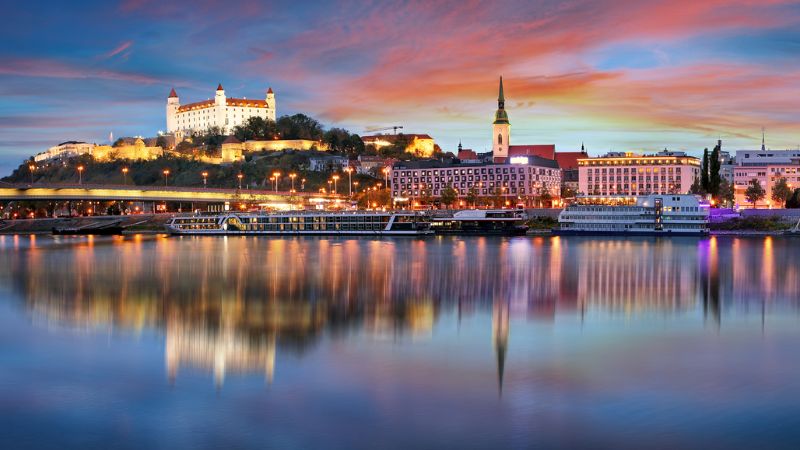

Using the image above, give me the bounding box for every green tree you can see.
[323,128,365,157]
[771,177,792,207]
[744,178,766,207]
[233,117,278,141]
[689,177,705,195]
[717,178,735,206]
[785,188,800,209]
[156,135,169,149]
[700,148,710,193]
[465,186,478,207]
[276,114,324,140]
[440,184,458,208]
[709,143,721,196]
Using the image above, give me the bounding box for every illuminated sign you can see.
[509,156,529,165]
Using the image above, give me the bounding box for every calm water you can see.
[1,234,799,449]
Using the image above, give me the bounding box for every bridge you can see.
[0,182,338,205]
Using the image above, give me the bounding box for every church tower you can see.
[166,88,179,134]
[215,83,226,132]
[492,76,510,162]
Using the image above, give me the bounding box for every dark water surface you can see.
[1,234,799,449]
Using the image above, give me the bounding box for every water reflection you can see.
[2,235,799,387]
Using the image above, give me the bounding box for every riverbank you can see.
[0,215,170,234]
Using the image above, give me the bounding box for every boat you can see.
[52,220,124,236]
[554,194,709,236]
[166,211,433,236]
[430,209,529,235]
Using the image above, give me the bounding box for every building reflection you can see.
[3,235,799,386]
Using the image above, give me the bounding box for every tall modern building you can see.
[166,84,276,138]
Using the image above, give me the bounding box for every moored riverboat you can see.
[166,211,433,236]
[430,209,529,235]
[555,194,709,236]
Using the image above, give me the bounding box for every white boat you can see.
[555,194,709,236]
[431,209,529,235]
[166,211,433,236]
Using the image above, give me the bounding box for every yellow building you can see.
[92,138,163,162]
[361,133,436,157]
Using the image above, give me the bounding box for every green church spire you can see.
[493,76,509,125]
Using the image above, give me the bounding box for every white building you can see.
[732,148,800,207]
[166,84,276,138]
[34,141,95,162]
[578,151,700,196]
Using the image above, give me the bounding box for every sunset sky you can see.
[1,0,799,173]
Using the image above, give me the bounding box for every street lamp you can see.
[344,167,353,197]
[332,175,340,195]
[301,178,306,191]
[237,173,243,190]
[122,167,129,185]
[289,173,297,192]
[201,171,208,188]
[327,180,333,194]
[353,181,359,195]
[163,169,170,186]
[28,164,35,185]
[77,165,84,185]
[272,172,281,192]
[383,167,390,188]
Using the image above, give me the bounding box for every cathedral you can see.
[491,76,557,163]
[166,84,276,138]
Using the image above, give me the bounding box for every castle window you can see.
[497,134,502,145]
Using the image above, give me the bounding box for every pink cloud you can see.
[102,41,133,59]
[0,58,161,85]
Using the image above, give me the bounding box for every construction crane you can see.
[364,125,403,135]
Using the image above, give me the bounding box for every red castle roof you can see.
[267,87,273,94]
[216,83,224,91]
[168,88,178,98]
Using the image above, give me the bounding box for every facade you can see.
[390,157,561,205]
[93,138,162,162]
[244,139,325,152]
[308,155,349,172]
[578,151,700,196]
[732,149,800,207]
[34,141,95,162]
[166,84,276,138]
[361,133,436,157]
[555,146,589,194]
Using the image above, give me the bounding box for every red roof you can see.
[508,145,555,159]
[226,98,269,107]
[554,151,588,170]
[267,87,273,94]
[216,83,224,91]
[177,99,214,112]
[458,149,478,160]
[168,88,178,98]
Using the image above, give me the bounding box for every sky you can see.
[1,0,799,174]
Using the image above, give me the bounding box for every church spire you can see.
[493,76,509,125]
[761,127,766,151]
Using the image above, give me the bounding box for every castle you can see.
[166,84,276,138]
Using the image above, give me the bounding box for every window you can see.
[497,134,502,145]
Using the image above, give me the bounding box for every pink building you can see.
[578,151,700,196]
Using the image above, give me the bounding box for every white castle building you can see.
[166,84,276,138]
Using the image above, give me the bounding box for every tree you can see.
[323,128,365,157]
[786,188,800,209]
[700,148,710,193]
[771,177,791,207]
[717,178,734,207]
[465,186,478,207]
[233,117,278,141]
[709,143,721,196]
[744,178,766,207]
[276,114,324,140]
[689,177,705,195]
[440,184,458,208]
[156,135,169,149]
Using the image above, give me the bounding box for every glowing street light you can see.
[353,181,359,195]
[332,175,340,195]
[163,169,170,186]
[237,173,244,190]
[289,173,297,192]
[327,180,333,194]
[272,171,281,192]
[301,178,306,191]
[383,167,390,188]
[122,167,129,185]
[28,163,35,185]
[77,165,84,185]
[344,167,353,197]
[201,171,208,188]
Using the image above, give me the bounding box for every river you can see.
[1,234,799,449]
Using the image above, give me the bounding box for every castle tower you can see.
[166,88,179,134]
[215,83,226,132]
[266,87,276,121]
[492,76,510,162]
